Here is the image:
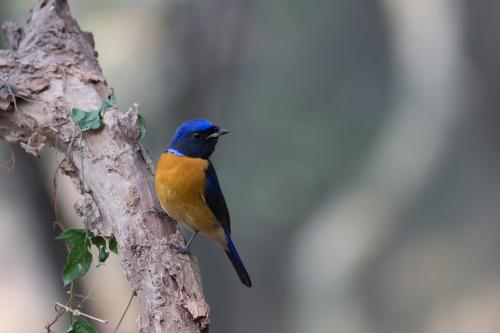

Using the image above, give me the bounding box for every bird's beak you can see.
[207,128,230,138]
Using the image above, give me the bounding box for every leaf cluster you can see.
[70,96,146,142]
[70,96,116,131]
[56,229,118,286]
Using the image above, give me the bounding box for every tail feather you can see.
[224,228,252,287]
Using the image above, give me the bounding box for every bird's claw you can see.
[171,244,192,255]
[142,207,169,219]
[155,209,169,219]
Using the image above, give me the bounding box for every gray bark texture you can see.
[0,1,210,332]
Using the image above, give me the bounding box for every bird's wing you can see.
[204,161,231,232]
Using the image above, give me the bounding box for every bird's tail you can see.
[223,228,252,287]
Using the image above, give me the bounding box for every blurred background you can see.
[1,0,500,332]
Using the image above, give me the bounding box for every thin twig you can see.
[47,127,87,332]
[77,267,98,307]
[80,129,85,209]
[67,291,113,302]
[46,282,75,332]
[113,292,135,333]
[45,306,65,333]
[40,119,70,129]
[55,302,109,324]
[46,127,81,331]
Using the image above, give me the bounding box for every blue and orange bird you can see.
[155,119,252,287]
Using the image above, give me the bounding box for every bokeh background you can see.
[1,0,500,332]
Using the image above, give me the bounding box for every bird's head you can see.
[167,119,229,159]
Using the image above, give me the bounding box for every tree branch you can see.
[0,1,209,332]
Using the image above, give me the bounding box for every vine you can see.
[47,96,144,333]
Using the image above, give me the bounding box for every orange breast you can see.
[155,153,224,243]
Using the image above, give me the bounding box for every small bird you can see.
[155,119,252,287]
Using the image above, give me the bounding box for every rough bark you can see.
[0,1,209,332]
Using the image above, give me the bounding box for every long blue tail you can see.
[224,228,252,287]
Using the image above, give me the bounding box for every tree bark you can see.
[0,1,209,332]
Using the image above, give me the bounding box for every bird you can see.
[155,119,252,287]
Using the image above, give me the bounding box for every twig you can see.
[47,126,84,332]
[80,129,85,206]
[77,267,98,307]
[66,291,113,302]
[45,305,65,333]
[55,302,109,324]
[113,292,135,333]
[46,283,77,332]
[40,119,70,129]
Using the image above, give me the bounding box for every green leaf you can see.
[66,317,96,333]
[98,245,109,262]
[71,108,102,131]
[90,235,106,248]
[62,243,93,286]
[96,96,117,113]
[99,246,109,262]
[56,229,87,245]
[108,237,118,254]
[137,114,146,142]
[91,235,109,263]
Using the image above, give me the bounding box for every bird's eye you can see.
[192,132,202,140]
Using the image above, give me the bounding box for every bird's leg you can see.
[184,230,198,249]
[173,230,198,254]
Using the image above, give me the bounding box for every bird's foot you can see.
[171,244,192,255]
[155,209,169,219]
[170,230,197,255]
[142,207,169,219]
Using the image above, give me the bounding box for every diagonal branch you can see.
[0,1,209,332]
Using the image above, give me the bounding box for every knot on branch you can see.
[110,109,144,147]
[19,131,47,157]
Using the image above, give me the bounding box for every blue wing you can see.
[204,161,231,232]
[204,161,252,287]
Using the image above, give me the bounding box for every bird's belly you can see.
[155,153,221,237]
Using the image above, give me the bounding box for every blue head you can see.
[167,119,229,159]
